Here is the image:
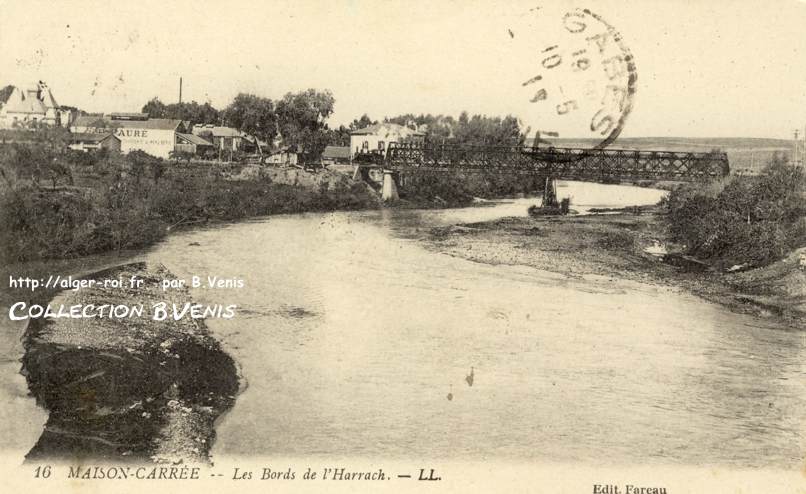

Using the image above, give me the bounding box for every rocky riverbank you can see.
[21,262,239,463]
[425,206,806,327]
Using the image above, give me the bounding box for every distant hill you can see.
[524,136,793,151]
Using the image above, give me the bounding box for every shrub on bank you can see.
[665,159,805,267]
[0,184,167,261]
[0,148,378,264]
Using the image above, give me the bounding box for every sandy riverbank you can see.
[20,262,239,463]
[424,207,806,328]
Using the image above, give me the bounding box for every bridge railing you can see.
[385,142,730,181]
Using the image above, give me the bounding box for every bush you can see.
[666,159,805,266]
[0,143,381,263]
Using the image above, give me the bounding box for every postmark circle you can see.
[507,7,637,152]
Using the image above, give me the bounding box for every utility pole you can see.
[795,129,801,166]
[179,77,183,105]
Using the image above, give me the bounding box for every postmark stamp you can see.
[508,7,638,150]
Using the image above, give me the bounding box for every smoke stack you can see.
[179,77,183,104]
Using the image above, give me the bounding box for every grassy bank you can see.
[0,146,380,264]
[0,140,551,263]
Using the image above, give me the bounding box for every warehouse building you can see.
[71,113,187,159]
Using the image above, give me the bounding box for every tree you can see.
[384,113,419,129]
[151,159,166,185]
[383,111,522,146]
[326,125,351,147]
[385,113,454,141]
[142,97,220,125]
[0,126,73,188]
[166,101,220,125]
[60,105,86,116]
[127,150,156,184]
[222,93,277,158]
[275,89,336,163]
[451,113,522,147]
[42,157,72,189]
[142,97,167,118]
[349,114,376,131]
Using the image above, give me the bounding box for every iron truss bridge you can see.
[361,142,730,182]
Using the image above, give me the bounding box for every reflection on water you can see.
[0,312,44,458]
[555,180,667,212]
[141,182,805,468]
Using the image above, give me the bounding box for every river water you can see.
[136,181,804,468]
[1,181,804,468]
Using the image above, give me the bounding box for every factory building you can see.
[71,113,187,159]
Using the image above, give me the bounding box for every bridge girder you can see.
[379,143,730,182]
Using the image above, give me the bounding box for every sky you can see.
[1,0,805,139]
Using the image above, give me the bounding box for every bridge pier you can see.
[381,170,399,201]
[352,164,371,181]
[543,176,558,207]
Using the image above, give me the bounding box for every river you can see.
[145,181,804,468]
[2,181,804,468]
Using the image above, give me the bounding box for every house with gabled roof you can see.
[191,124,257,152]
[321,145,351,166]
[349,122,424,158]
[69,132,122,153]
[0,81,71,129]
[175,132,214,156]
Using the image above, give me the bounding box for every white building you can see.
[0,81,71,129]
[264,147,299,166]
[192,124,250,152]
[349,122,425,158]
[71,113,185,159]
